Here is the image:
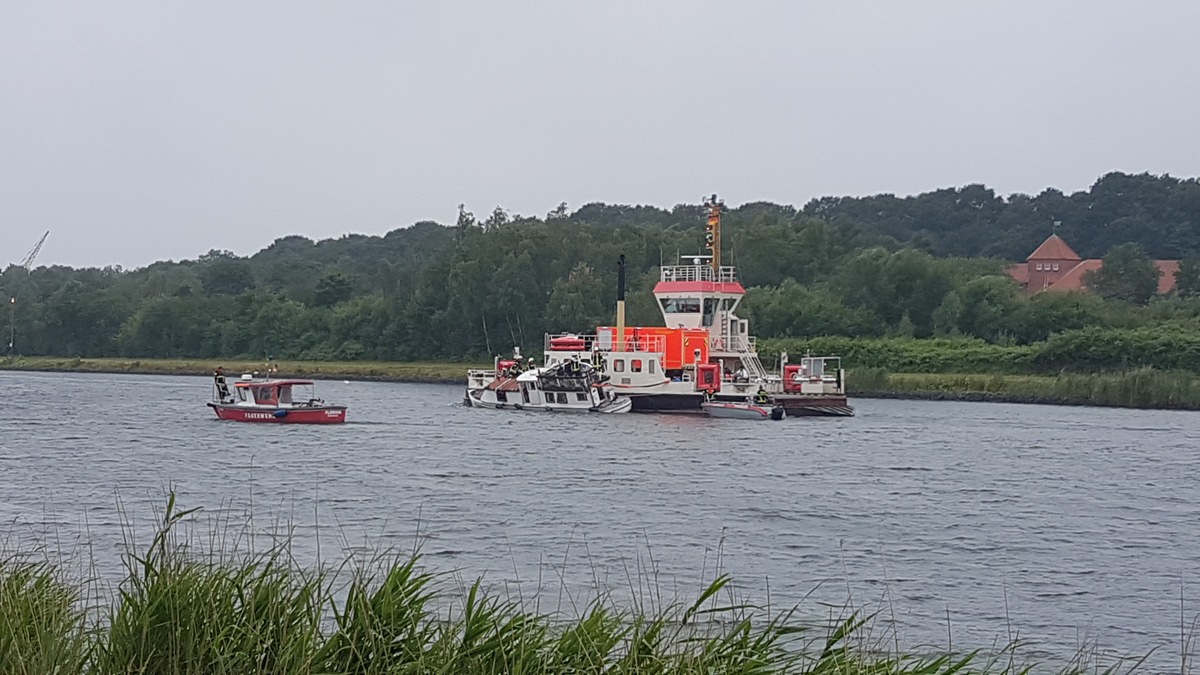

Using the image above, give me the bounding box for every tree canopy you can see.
[4,172,1200,362]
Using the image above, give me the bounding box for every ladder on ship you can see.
[741,354,768,381]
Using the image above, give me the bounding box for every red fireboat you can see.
[208,375,347,424]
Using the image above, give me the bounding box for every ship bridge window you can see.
[613,359,625,372]
[702,298,719,326]
[660,297,701,313]
[632,359,643,372]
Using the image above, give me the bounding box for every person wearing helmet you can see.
[213,366,231,402]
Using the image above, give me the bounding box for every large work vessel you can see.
[467,195,854,417]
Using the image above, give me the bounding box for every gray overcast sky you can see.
[3,2,1199,269]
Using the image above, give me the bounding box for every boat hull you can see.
[701,402,784,420]
[627,392,853,416]
[465,389,632,413]
[207,403,347,424]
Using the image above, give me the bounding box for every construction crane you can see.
[8,230,49,356]
[18,230,49,270]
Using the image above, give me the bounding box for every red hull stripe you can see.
[652,281,745,294]
[207,404,347,424]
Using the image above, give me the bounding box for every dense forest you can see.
[4,171,1200,366]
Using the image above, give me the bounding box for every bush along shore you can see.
[846,368,1200,410]
[0,496,1164,674]
[5,354,1200,410]
[0,356,481,384]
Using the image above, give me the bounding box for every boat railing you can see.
[790,356,841,377]
[545,332,667,354]
[709,334,757,353]
[659,265,738,283]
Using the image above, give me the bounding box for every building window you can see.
[1035,262,1043,271]
[1052,263,1060,271]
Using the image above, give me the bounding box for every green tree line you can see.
[4,173,1200,369]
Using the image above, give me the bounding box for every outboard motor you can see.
[770,406,786,421]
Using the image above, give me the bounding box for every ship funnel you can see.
[616,254,626,351]
[617,254,626,301]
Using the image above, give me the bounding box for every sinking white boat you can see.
[465,361,632,414]
[701,401,786,421]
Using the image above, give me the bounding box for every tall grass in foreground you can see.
[0,556,90,674]
[0,495,1163,674]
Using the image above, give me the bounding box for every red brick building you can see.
[1006,234,1179,295]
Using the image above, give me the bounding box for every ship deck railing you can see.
[545,333,667,354]
[545,332,763,356]
[709,335,757,353]
[659,265,739,283]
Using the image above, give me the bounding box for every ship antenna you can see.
[704,194,724,277]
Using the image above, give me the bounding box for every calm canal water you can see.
[2,370,1200,667]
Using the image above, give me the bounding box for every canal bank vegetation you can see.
[0,356,484,383]
[5,354,1200,410]
[847,368,1200,410]
[763,327,1200,376]
[0,496,1164,674]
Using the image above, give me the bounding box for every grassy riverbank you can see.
[848,367,1200,410]
[0,356,483,383]
[4,356,1200,410]
[0,496,1162,674]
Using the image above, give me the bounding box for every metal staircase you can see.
[742,354,768,381]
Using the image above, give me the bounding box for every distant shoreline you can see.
[4,357,1198,411]
[0,357,478,385]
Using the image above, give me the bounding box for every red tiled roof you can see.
[1046,260,1102,291]
[1028,234,1082,262]
[1155,260,1180,294]
[1044,259,1179,294]
[1008,234,1181,295]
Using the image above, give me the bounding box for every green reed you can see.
[850,367,1200,410]
[0,495,1169,674]
[0,556,91,675]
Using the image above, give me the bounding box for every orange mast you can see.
[704,194,723,277]
[615,254,626,351]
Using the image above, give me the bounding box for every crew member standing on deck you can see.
[213,366,231,402]
[591,348,604,372]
